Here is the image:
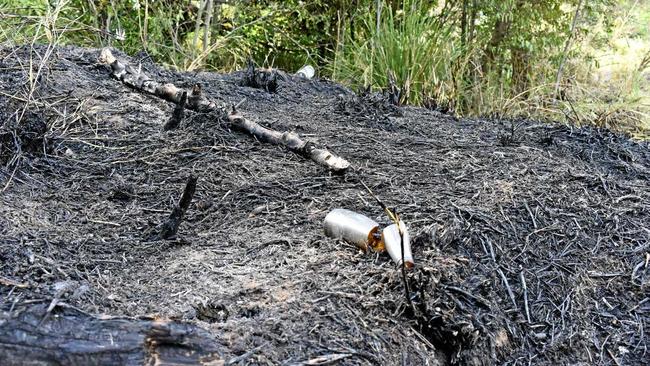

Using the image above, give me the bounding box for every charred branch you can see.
[163,91,187,131]
[241,59,279,93]
[0,304,224,365]
[158,175,197,240]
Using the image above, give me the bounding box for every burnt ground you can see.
[0,45,649,365]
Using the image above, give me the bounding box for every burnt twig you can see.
[360,180,415,315]
[158,175,197,240]
[163,91,187,131]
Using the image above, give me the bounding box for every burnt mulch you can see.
[1,45,649,365]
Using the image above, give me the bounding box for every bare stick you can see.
[99,49,350,172]
[234,97,247,110]
[228,110,350,172]
[225,344,267,365]
[497,268,517,309]
[360,180,394,222]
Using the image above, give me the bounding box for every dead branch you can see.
[100,49,217,111]
[98,48,350,172]
[241,59,279,92]
[228,109,350,172]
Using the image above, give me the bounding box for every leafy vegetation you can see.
[1,0,648,137]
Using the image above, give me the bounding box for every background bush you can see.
[1,0,648,137]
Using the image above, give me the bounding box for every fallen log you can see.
[98,48,350,172]
[0,304,224,365]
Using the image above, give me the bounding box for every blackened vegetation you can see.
[386,71,402,106]
[1,45,649,365]
[498,120,524,146]
[0,110,48,165]
[422,95,456,115]
[194,300,230,323]
[163,90,187,131]
[336,86,403,131]
[241,59,280,93]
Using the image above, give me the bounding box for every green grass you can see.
[331,0,649,139]
[568,0,650,138]
[332,0,463,108]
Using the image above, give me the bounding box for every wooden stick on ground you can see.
[228,107,350,172]
[98,48,350,172]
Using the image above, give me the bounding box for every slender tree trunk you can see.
[192,0,206,54]
[468,0,477,45]
[461,0,468,49]
[376,0,382,36]
[349,0,356,42]
[481,18,511,76]
[142,0,149,48]
[511,46,530,96]
[554,0,584,100]
[203,0,214,53]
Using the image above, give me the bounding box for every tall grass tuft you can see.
[333,0,467,108]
